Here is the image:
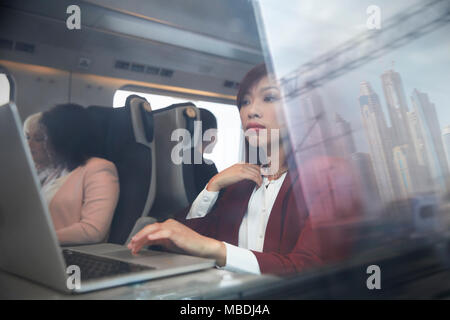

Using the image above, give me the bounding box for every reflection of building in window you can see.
[297,92,336,158]
[334,113,356,158]
[410,89,450,192]
[381,70,413,147]
[359,81,396,204]
[380,70,421,196]
[443,126,450,170]
[0,73,10,106]
[113,90,242,171]
[408,111,428,167]
[407,110,435,192]
[350,152,381,213]
[360,68,450,204]
[393,145,415,198]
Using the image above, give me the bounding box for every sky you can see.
[0,73,10,106]
[256,0,450,152]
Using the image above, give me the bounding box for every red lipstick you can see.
[246,122,266,132]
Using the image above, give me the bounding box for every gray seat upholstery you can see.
[147,102,202,221]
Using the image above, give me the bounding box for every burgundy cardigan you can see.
[176,158,361,276]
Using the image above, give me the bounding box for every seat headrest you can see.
[149,102,201,219]
[126,95,154,144]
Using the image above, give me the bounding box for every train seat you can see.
[86,95,156,244]
[145,102,203,221]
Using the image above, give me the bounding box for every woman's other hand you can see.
[206,163,262,192]
[127,219,227,266]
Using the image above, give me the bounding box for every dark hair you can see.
[235,63,295,167]
[40,103,92,170]
[199,108,217,134]
[236,63,268,109]
[236,63,268,164]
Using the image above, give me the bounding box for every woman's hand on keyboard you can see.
[127,219,227,266]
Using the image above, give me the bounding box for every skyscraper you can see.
[411,89,450,191]
[359,81,396,203]
[381,70,414,148]
[443,126,450,170]
[407,111,427,167]
[407,110,433,192]
[392,144,415,197]
[381,69,421,194]
[334,113,356,158]
[350,152,381,213]
[299,92,337,158]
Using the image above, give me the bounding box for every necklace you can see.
[264,168,288,188]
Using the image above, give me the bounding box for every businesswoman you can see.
[24,104,119,245]
[128,64,360,275]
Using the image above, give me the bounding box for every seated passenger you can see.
[24,104,119,245]
[192,108,219,198]
[24,113,66,190]
[128,64,360,275]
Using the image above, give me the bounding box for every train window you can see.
[253,0,450,276]
[113,89,242,171]
[0,73,10,106]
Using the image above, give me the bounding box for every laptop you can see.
[0,102,215,293]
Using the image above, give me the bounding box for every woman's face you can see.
[25,122,51,169]
[239,75,287,150]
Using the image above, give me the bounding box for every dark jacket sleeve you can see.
[253,157,362,276]
[173,187,226,238]
[251,218,322,275]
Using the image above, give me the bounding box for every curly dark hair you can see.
[40,103,92,170]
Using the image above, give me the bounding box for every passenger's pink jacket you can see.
[49,157,119,245]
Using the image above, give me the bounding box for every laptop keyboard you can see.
[63,249,155,281]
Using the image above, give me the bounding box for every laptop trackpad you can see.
[101,248,164,266]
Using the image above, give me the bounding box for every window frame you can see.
[119,84,236,106]
[114,84,245,167]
